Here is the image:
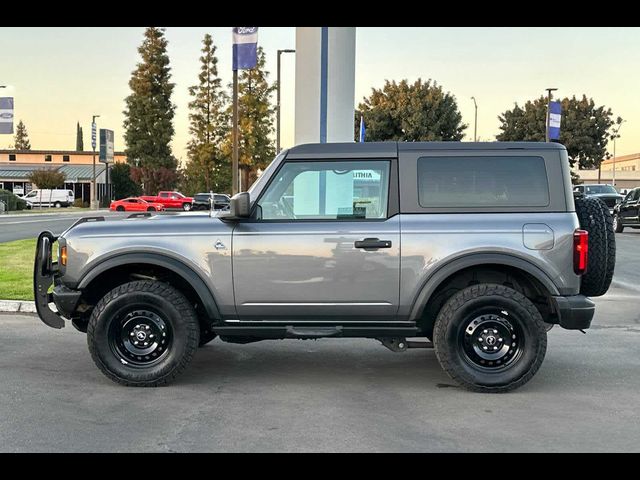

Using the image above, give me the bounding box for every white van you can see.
[23,189,75,209]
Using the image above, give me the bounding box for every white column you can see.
[294,27,356,145]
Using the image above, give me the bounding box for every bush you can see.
[0,189,27,211]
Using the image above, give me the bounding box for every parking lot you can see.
[0,229,638,452]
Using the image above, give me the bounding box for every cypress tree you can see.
[123,27,178,194]
[221,47,276,192]
[183,34,230,194]
[14,120,31,150]
[76,122,84,151]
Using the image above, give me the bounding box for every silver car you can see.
[34,142,614,392]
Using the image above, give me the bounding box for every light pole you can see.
[276,49,295,154]
[545,88,558,142]
[611,120,626,187]
[91,115,100,209]
[471,96,478,142]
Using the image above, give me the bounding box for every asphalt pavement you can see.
[0,214,638,452]
[0,210,127,243]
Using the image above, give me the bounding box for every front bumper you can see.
[552,294,595,330]
[34,231,81,329]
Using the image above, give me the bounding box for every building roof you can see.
[57,164,105,181]
[600,153,640,165]
[0,163,105,181]
[0,149,125,156]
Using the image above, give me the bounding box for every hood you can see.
[60,211,229,240]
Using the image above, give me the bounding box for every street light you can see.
[611,120,627,187]
[276,49,295,153]
[545,88,558,142]
[91,114,100,209]
[471,97,478,142]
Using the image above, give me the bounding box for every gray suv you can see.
[34,142,615,392]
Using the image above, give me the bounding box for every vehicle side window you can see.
[417,156,549,208]
[633,189,640,201]
[257,160,390,221]
[160,193,168,198]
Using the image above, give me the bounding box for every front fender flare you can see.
[408,253,561,320]
[76,252,221,320]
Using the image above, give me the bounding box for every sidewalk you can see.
[0,300,36,313]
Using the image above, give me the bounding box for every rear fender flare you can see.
[409,253,560,320]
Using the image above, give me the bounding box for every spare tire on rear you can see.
[574,196,615,297]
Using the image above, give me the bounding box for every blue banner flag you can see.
[548,101,562,140]
[232,27,259,71]
[0,97,14,134]
[359,115,366,142]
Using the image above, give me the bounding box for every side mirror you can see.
[224,192,251,219]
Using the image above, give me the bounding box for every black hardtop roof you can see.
[285,141,565,159]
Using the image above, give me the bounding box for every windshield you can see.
[585,185,617,195]
[247,150,287,198]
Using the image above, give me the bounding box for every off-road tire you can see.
[87,280,200,387]
[574,196,615,297]
[433,284,547,393]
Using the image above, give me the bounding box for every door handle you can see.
[354,238,392,250]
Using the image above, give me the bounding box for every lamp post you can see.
[611,120,626,187]
[91,115,100,209]
[276,49,295,154]
[471,96,478,142]
[545,88,558,142]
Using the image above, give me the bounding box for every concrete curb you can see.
[0,300,37,313]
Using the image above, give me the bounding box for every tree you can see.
[123,27,178,194]
[14,120,31,150]
[76,122,84,151]
[221,46,276,192]
[496,95,618,171]
[110,162,141,199]
[183,34,230,195]
[27,169,66,208]
[355,79,467,142]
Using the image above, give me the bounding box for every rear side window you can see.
[417,156,549,208]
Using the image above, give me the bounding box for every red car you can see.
[110,197,165,212]
[140,191,194,211]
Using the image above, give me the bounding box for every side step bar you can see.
[213,325,419,340]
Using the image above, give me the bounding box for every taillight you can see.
[573,229,588,275]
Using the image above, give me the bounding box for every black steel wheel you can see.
[459,310,524,372]
[433,283,547,393]
[108,309,172,367]
[613,213,624,233]
[87,280,199,387]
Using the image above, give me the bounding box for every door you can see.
[232,159,400,321]
[621,189,640,224]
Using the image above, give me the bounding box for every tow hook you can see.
[378,337,434,353]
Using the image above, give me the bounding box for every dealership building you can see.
[577,153,640,190]
[0,149,126,203]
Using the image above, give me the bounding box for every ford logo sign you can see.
[0,112,13,119]
[236,27,258,35]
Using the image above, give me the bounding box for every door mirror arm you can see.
[219,192,251,221]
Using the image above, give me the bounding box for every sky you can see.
[1,27,639,163]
